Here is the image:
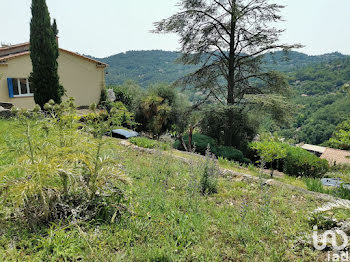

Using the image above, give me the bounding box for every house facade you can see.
[0,42,107,108]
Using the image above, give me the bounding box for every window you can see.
[7,78,33,98]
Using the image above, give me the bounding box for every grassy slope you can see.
[0,120,327,261]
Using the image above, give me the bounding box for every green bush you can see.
[200,151,218,195]
[129,137,170,150]
[284,146,329,178]
[304,178,329,194]
[213,146,244,162]
[174,134,248,163]
[174,134,217,155]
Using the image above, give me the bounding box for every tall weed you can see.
[0,99,130,227]
[199,147,218,195]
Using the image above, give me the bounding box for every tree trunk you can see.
[224,2,237,147]
[188,126,193,152]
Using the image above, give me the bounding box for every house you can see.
[0,41,107,108]
[298,143,350,165]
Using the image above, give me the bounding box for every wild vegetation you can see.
[3,0,350,260]
[0,115,337,261]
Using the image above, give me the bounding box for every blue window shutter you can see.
[7,78,14,98]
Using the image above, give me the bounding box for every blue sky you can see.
[1,0,349,58]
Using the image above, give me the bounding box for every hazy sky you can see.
[1,0,349,58]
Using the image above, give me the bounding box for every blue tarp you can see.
[111,129,139,139]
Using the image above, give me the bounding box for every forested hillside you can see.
[95,50,350,145]
[282,58,350,145]
[100,51,197,87]
[97,50,346,87]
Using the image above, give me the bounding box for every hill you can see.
[96,50,346,88]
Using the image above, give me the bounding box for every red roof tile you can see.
[320,148,350,165]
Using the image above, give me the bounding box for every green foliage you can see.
[289,57,350,96]
[94,50,344,90]
[100,51,198,88]
[328,119,350,150]
[0,119,326,261]
[0,99,129,227]
[129,137,170,150]
[174,133,248,163]
[82,101,136,130]
[290,94,350,145]
[214,146,244,163]
[284,146,329,178]
[99,87,108,106]
[250,136,287,164]
[109,80,144,110]
[135,83,187,137]
[174,133,217,156]
[29,0,64,107]
[200,106,259,154]
[304,178,329,194]
[199,149,218,195]
[304,178,350,200]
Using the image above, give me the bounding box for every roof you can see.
[0,42,30,50]
[0,51,30,62]
[0,42,107,67]
[320,148,350,165]
[111,129,139,139]
[301,144,326,154]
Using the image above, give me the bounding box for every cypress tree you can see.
[29,0,64,108]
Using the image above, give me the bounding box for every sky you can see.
[1,0,350,58]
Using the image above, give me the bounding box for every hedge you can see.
[174,134,217,155]
[174,134,247,163]
[213,146,244,162]
[283,146,329,178]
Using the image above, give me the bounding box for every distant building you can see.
[320,148,350,165]
[0,41,107,108]
[300,144,326,157]
[299,143,350,165]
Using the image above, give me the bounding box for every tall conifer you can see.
[29,0,64,108]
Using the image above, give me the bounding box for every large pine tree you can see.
[29,0,64,108]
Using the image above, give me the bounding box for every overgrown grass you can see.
[0,119,329,261]
[129,136,170,150]
[304,177,350,200]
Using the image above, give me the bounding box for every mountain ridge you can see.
[88,50,348,87]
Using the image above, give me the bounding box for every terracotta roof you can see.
[0,51,30,62]
[320,148,350,165]
[0,42,107,67]
[0,42,30,51]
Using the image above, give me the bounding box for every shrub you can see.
[304,178,350,200]
[1,99,130,228]
[304,178,329,194]
[213,146,244,162]
[333,185,350,200]
[199,148,218,195]
[284,146,329,178]
[129,137,170,150]
[174,133,217,155]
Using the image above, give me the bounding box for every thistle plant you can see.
[0,100,130,227]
